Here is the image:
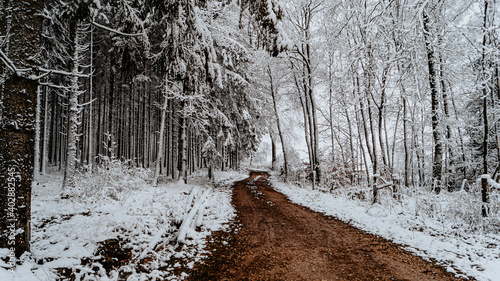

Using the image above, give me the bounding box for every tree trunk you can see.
[291,2,320,185]
[180,101,188,184]
[403,96,409,187]
[108,67,115,158]
[354,103,370,183]
[0,0,42,257]
[62,20,81,193]
[306,58,321,184]
[270,133,277,170]
[369,99,379,204]
[422,10,443,193]
[378,69,388,171]
[481,0,490,217]
[437,38,454,190]
[345,107,355,183]
[293,69,313,182]
[33,84,41,181]
[167,98,172,176]
[358,79,373,169]
[153,78,169,187]
[87,28,94,172]
[268,64,288,177]
[41,82,49,175]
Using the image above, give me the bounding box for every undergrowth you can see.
[72,157,150,202]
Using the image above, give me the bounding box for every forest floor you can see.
[189,171,470,281]
[0,169,246,281]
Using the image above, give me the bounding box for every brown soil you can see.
[189,171,471,281]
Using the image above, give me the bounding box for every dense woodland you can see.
[1,0,499,258]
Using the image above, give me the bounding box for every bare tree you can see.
[267,63,288,177]
[288,0,323,184]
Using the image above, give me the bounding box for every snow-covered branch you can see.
[376,183,393,191]
[481,175,500,190]
[38,67,90,78]
[0,50,87,80]
[79,98,96,107]
[28,72,51,80]
[91,21,143,37]
[39,82,70,90]
[0,48,30,75]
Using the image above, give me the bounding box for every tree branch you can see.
[39,67,90,78]
[0,49,30,75]
[91,21,144,37]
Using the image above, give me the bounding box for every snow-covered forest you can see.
[1,0,500,280]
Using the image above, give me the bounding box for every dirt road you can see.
[189,171,468,280]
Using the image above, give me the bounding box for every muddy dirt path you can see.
[189,171,468,280]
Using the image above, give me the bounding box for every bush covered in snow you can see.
[71,157,151,201]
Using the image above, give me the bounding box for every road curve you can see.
[189,171,469,281]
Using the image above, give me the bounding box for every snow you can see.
[265,1,278,25]
[0,167,245,280]
[482,174,500,190]
[6,163,497,280]
[177,188,213,244]
[269,177,500,281]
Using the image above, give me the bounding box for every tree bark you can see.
[268,64,288,177]
[33,84,41,180]
[422,10,443,193]
[354,103,370,183]
[87,28,94,172]
[481,0,490,217]
[153,78,169,187]
[62,20,81,193]
[0,0,43,257]
[378,69,389,171]
[41,82,49,175]
[180,101,188,184]
[270,133,277,170]
[403,96,409,188]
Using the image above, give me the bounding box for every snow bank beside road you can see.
[270,178,500,281]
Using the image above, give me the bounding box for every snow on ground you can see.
[0,162,246,280]
[270,176,500,281]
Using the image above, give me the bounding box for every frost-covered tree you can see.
[18,0,288,191]
[205,0,286,172]
[286,0,323,185]
[47,1,99,193]
[42,0,146,192]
